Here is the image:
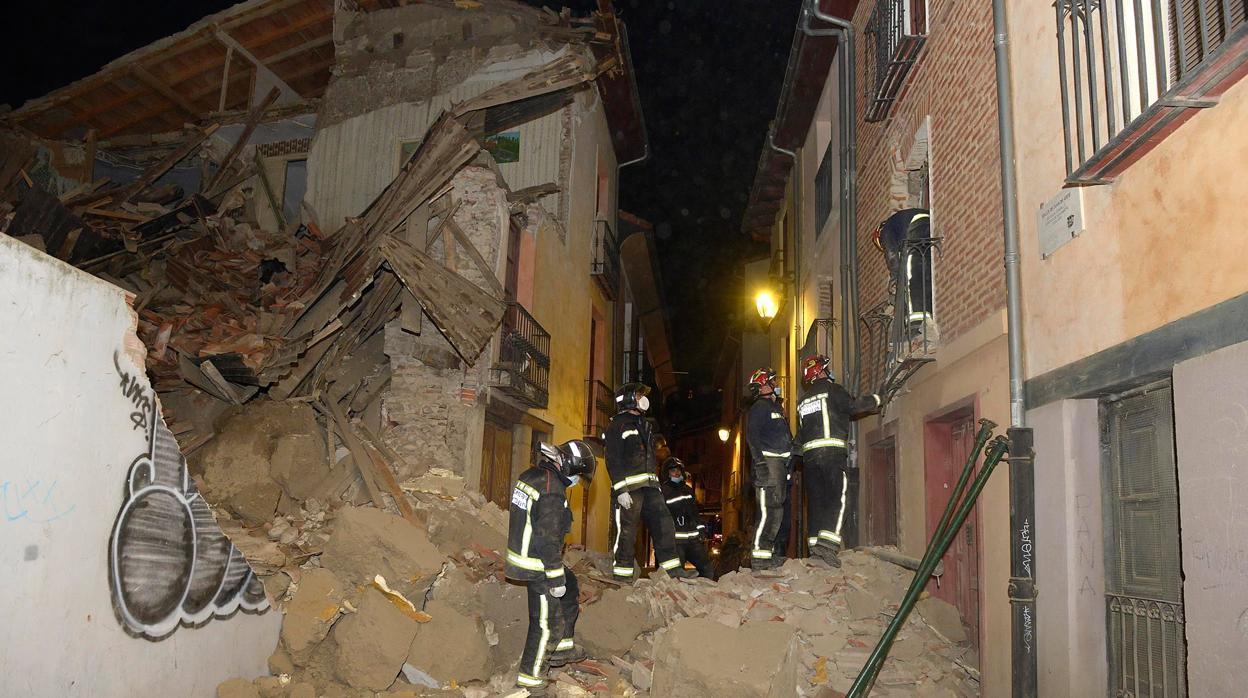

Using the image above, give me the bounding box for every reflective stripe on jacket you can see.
[604,411,658,493]
[746,397,792,464]
[796,378,881,453]
[505,465,571,587]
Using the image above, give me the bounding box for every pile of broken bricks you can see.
[204,405,980,698]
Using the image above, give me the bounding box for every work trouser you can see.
[751,455,789,562]
[674,534,716,578]
[775,476,793,556]
[804,448,850,551]
[611,486,682,578]
[516,570,580,691]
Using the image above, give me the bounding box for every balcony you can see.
[865,0,928,122]
[584,379,613,440]
[490,302,550,409]
[590,218,620,300]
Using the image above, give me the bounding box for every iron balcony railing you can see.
[491,302,551,409]
[584,379,613,440]
[859,235,940,407]
[1056,0,1248,183]
[591,218,620,300]
[1106,593,1188,697]
[865,0,928,122]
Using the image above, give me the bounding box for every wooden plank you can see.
[320,399,387,510]
[214,30,302,100]
[400,203,429,334]
[253,150,285,229]
[451,51,600,116]
[132,64,202,117]
[446,218,505,298]
[204,86,280,193]
[113,124,219,204]
[378,233,505,365]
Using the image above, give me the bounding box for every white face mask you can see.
[567,475,580,487]
[670,475,683,484]
[637,395,650,412]
[772,386,782,398]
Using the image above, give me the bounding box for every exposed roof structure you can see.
[7,0,647,162]
[739,0,858,242]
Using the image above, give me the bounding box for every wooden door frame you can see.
[863,422,900,547]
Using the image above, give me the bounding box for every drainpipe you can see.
[991,0,1037,695]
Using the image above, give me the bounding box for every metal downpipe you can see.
[991,0,1037,695]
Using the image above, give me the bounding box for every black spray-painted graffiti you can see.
[108,352,269,640]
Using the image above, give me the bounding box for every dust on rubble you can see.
[201,402,979,698]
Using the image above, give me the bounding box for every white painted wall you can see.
[0,236,279,697]
[1173,339,1248,698]
[1028,399,1107,698]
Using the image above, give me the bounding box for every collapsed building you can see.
[0,0,981,696]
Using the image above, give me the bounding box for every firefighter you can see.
[796,355,881,567]
[872,207,934,331]
[604,382,693,582]
[662,457,715,579]
[506,440,598,696]
[746,368,794,570]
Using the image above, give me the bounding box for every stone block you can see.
[650,618,799,698]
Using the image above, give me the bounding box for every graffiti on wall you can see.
[108,352,269,640]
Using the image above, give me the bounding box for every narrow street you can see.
[1,0,1243,697]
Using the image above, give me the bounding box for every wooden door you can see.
[866,438,898,546]
[924,411,981,649]
[480,420,515,509]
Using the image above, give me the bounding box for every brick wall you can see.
[852,0,1006,386]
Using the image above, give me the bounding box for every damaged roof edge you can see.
[596,13,649,164]
[739,0,858,241]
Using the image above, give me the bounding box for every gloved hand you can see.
[549,585,567,598]
[617,492,633,510]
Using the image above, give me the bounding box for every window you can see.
[1100,383,1188,697]
[865,0,928,122]
[815,140,835,235]
[280,159,307,226]
[1056,0,1248,183]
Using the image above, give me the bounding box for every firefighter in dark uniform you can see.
[796,355,881,567]
[873,207,933,331]
[604,382,692,582]
[661,457,715,579]
[506,440,597,696]
[746,368,794,570]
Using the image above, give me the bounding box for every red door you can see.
[923,411,980,649]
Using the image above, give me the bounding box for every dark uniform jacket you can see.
[878,208,930,275]
[746,397,793,464]
[661,479,705,539]
[796,378,881,454]
[505,463,571,587]
[604,411,659,494]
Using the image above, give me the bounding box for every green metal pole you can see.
[848,436,1012,696]
[912,419,996,574]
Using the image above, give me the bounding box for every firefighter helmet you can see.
[539,440,597,483]
[747,368,778,396]
[614,382,651,412]
[802,355,834,384]
[664,457,685,476]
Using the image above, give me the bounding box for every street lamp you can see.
[755,289,778,321]
[717,427,731,443]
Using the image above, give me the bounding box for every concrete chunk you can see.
[331,587,420,690]
[577,588,662,657]
[282,568,347,663]
[916,597,968,643]
[321,506,444,588]
[651,618,798,698]
[407,600,491,684]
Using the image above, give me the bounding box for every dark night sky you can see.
[1,0,800,394]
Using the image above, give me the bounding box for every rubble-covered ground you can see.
[203,401,979,698]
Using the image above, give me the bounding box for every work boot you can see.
[752,556,784,572]
[548,645,588,667]
[515,682,549,697]
[816,544,842,568]
[668,567,699,579]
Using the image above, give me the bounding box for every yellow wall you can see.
[1006,2,1248,378]
[528,90,618,552]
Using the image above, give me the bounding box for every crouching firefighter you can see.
[604,382,693,581]
[506,440,597,695]
[796,355,881,567]
[662,457,715,579]
[746,368,794,570]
